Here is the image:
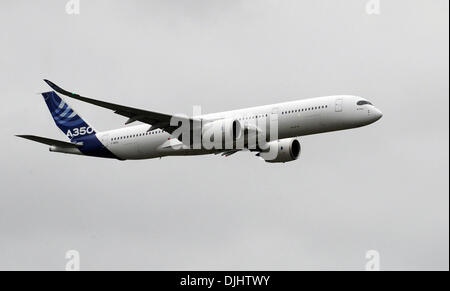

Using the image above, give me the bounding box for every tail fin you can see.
[42,91,96,142]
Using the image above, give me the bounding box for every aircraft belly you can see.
[107,141,141,160]
[137,137,164,158]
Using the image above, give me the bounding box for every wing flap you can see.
[215,149,240,157]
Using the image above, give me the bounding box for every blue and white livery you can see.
[17,80,383,163]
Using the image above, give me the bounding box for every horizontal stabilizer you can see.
[16,135,82,148]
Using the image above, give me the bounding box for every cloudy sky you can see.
[0,0,448,270]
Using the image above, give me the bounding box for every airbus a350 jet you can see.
[17,80,382,163]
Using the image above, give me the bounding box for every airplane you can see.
[16,80,383,163]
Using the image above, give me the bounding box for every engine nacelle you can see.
[259,138,301,163]
[202,119,242,148]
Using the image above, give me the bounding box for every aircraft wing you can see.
[16,135,82,148]
[215,150,241,157]
[43,79,196,133]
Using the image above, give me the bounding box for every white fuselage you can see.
[97,95,382,160]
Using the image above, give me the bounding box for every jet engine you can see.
[258,138,301,163]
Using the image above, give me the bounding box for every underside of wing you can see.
[216,149,241,157]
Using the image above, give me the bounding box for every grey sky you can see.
[0,0,448,270]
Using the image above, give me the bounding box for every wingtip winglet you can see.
[43,79,78,97]
[43,79,57,90]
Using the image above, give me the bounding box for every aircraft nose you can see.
[371,107,383,121]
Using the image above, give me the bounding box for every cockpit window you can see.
[357,100,373,106]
